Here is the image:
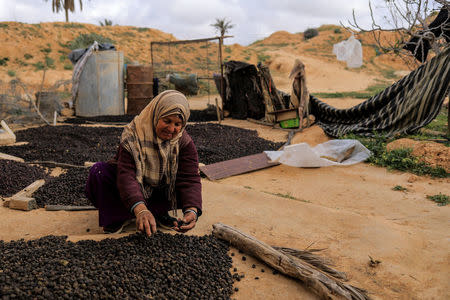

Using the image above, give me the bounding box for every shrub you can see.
[7,70,16,77]
[24,53,33,60]
[426,193,449,206]
[257,53,271,63]
[64,63,73,70]
[14,58,28,66]
[62,23,85,29]
[304,28,319,40]
[334,28,342,34]
[0,57,9,66]
[68,33,115,50]
[0,23,8,28]
[45,56,55,69]
[40,47,52,54]
[135,27,149,32]
[32,61,45,71]
[99,19,113,26]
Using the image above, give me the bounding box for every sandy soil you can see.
[1,119,449,299]
[1,22,449,300]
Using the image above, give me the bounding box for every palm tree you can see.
[210,18,234,37]
[45,0,84,22]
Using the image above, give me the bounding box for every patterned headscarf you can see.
[120,90,190,211]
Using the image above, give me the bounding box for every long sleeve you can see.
[115,131,202,215]
[115,145,145,211]
[176,132,203,216]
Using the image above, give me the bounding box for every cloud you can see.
[0,0,443,46]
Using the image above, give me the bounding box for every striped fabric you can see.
[310,45,450,137]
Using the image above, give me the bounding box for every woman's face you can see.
[155,114,183,141]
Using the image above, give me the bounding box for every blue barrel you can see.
[75,51,124,116]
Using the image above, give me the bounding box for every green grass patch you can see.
[423,106,448,133]
[263,191,297,200]
[24,53,33,60]
[257,53,271,63]
[314,83,391,99]
[224,47,232,53]
[44,56,55,69]
[380,68,398,79]
[392,185,408,191]
[426,193,449,206]
[59,54,67,62]
[7,70,16,77]
[0,57,9,66]
[68,33,115,50]
[342,133,448,178]
[32,61,45,71]
[267,43,289,48]
[317,25,341,32]
[64,63,73,70]
[133,27,149,32]
[0,23,8,28]
[54,23,85,29]
[14,58,28,66]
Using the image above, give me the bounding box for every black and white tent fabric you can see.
[310,45,450,137]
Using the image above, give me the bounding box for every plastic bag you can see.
[332,35,363,68]
[264,139,371,168]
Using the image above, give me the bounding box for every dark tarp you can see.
[68,43,116,65]
[220,61,292,120]
[310,45,450,137]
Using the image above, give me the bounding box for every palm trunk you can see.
[65,9,69,22]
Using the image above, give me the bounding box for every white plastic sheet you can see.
[264,139,371,168]
[332,35,363,68]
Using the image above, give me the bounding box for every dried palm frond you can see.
[273,246,348,281]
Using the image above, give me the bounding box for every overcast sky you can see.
[0,0,443,45]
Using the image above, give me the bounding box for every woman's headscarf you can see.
[120,90,190,212]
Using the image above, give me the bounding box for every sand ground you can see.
[1,108,449,299]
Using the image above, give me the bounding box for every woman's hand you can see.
[134,203,157,236]
[175,207,198,233]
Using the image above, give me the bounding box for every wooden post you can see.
[215,97,221,124]
[0,152,24,162]
[150,42,154,71]
[45,205,97,211]
[212,223,369,300]
[219,36,224,119]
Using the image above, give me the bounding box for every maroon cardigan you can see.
[111,131,202,215]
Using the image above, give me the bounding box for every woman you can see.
[85,90,202,236]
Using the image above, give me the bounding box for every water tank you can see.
[75,51,124,117]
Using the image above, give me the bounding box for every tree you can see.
[345,0,450,134]
[45,0,85,22]
[210,18,234,37]
[344,0,449,68]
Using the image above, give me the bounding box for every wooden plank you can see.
[9,196,37,211]
[45,205,97,211]
[11,179,45,198]
[199,152,279,181]
[5,179,45,211]
[0,152,25,162]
